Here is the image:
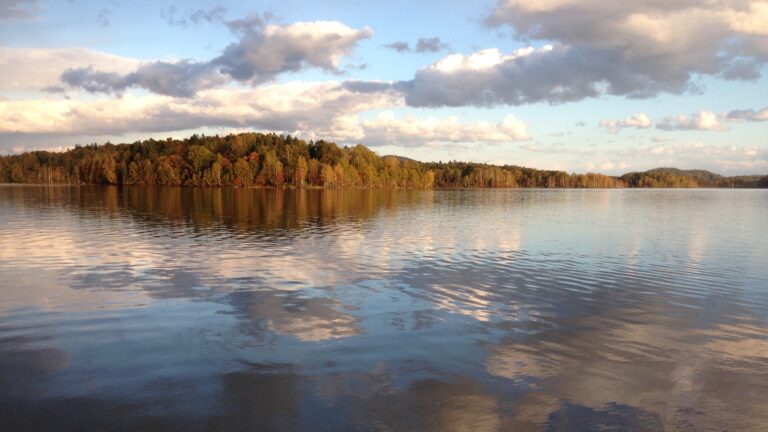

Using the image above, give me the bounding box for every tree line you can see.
[0,132,765,188]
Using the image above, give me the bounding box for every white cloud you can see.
[657,111,728,131]
[431,46,547,73]
[624,113,652,129]
[600,112,652,132]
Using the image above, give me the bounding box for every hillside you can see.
[646,168,723,182]
[622,167,767,188]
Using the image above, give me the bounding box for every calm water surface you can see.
[1,186,766,431]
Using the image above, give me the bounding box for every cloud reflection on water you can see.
[0,186,766,431]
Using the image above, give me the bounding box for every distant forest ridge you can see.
[1,132,766,188]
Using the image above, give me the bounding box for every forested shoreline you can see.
[1,132,766,188]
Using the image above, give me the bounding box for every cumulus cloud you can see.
[59,20,373,96]
[215,21,371,80]
[360,112,530,147]
[624,113,653,129]
[657,111,728,131]
[398,45,618,107]
[727,107,768,122]
[383,0,768,107]
[599,113,652,132]
[386,43,708,107]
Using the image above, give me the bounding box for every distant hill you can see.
[381,155,419,164]
[622,167,767,188]
[645,168,723,182]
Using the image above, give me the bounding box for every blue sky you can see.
[1,0,767,174]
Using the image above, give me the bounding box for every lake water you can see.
[0,185,766,431]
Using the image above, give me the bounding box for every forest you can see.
[1,132,766,188]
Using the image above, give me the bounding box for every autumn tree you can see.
[295,156,308,187]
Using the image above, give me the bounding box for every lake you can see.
[1,185,766,431]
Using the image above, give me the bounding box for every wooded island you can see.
[1,133,766,188]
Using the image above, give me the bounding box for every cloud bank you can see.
[0,82,529,150]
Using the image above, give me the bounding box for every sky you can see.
[0,0,767,175]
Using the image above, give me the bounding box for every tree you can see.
[295,155,308,187]
[307,159,320,185]
[188,145,213,175]
[126,161,141,184]
[155,156,180,185]
[321,163,336,188]
[261,150,283,186]
[233,158,253,187]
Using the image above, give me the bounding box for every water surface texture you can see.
[1,186,767,431]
